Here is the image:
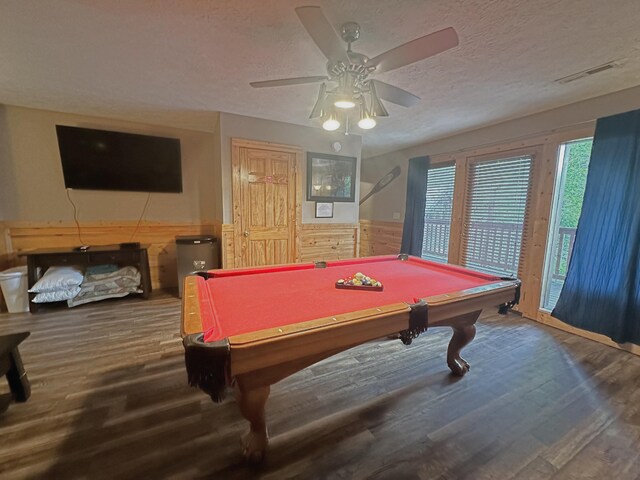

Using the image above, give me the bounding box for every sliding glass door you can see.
[540,138,593,311]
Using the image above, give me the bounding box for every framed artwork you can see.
[307,152,357,202]
[315,202,334,218]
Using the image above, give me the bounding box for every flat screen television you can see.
[56,125,183,193]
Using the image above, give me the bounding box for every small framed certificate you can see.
[315,202,334,218]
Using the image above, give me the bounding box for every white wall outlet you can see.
[392,212,401,220]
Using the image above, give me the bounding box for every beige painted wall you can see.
[0,221,8,262]
[218,112,362,224]
[359,150,408,223]
[360,85,640,222]
[0,221,8,311]
[0,105,219,223]
[0,105,12,222]
[212,117,224,222]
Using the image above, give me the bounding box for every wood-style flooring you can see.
[0,292,639,479]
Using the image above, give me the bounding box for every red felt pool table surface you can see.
[200,256,502,342]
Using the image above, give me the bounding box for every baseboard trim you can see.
[533,310,639,356]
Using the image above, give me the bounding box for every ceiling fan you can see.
[250,6,459,132]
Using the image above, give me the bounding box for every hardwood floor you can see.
[0,292,638,479]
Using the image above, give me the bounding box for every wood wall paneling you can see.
[359,220,403,257]
[447,158,468,264]
[298,224,359,263]
[221,223,360,268]
[221,224,235,269]
[6,221,221,290]
[0,222,11,312]
[519,141,556,317]
[0,222,9,267]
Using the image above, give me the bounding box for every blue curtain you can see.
[552,109,640,345]
[400,156,430,256]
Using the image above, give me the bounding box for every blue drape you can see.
[552,109,640,345]
[400,156,430,256]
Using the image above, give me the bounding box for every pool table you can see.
[180,254,520,461]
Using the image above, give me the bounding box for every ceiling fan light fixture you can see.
[322,112,341,131]
[357,103,376,130]
[333,93,356,109]
[369,82,389,117]
[358,115,376,130]
[252,7,456,134]
[334,75,356,109]
[309,83,327,119]
[334,100,356,109]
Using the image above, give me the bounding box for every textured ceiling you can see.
[1,0,639,157]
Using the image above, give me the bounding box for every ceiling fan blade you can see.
[368,27,459,73]
[250,76,328,88]
[295,6,350,65]
[370,80,420,107]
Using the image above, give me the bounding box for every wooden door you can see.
[232,139,300,268]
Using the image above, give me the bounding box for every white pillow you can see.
[28,266,84,293]
[32,286,81,303]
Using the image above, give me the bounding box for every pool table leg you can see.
[234,381,270,463]
[446,314,479,376]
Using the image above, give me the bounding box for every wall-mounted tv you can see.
[56,125,183,193]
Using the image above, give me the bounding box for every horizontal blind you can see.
[462,155,533,277]
[422,163,455,262]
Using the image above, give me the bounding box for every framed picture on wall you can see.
[307,152,357,202]
[315,202,334,218]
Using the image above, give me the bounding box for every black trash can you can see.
[176,235,219,298]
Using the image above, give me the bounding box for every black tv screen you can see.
[56,125,183,193]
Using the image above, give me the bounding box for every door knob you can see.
[243,231,249,237]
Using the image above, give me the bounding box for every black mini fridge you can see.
[175,235,219,298]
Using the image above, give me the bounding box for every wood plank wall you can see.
[0,222,9,271]
[220,224,235,269]
[359,220,403,257]
[4,221,221,290]
[219,223,359,269]
[298,223,359,262]
[0,222,10,312]
[2,221,361,291]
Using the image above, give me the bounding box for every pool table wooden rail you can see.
[233,281,515,376]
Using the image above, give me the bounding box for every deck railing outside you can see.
[423,220,577,284]
[552,227,577,281]
[421,218,451,262]
[423,219,523,275]
[461,221,523,275]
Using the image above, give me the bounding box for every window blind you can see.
[462,155,533,277]
[422,163,455,262]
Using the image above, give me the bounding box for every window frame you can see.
[448,146,541,279]
[539,136,593,312]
